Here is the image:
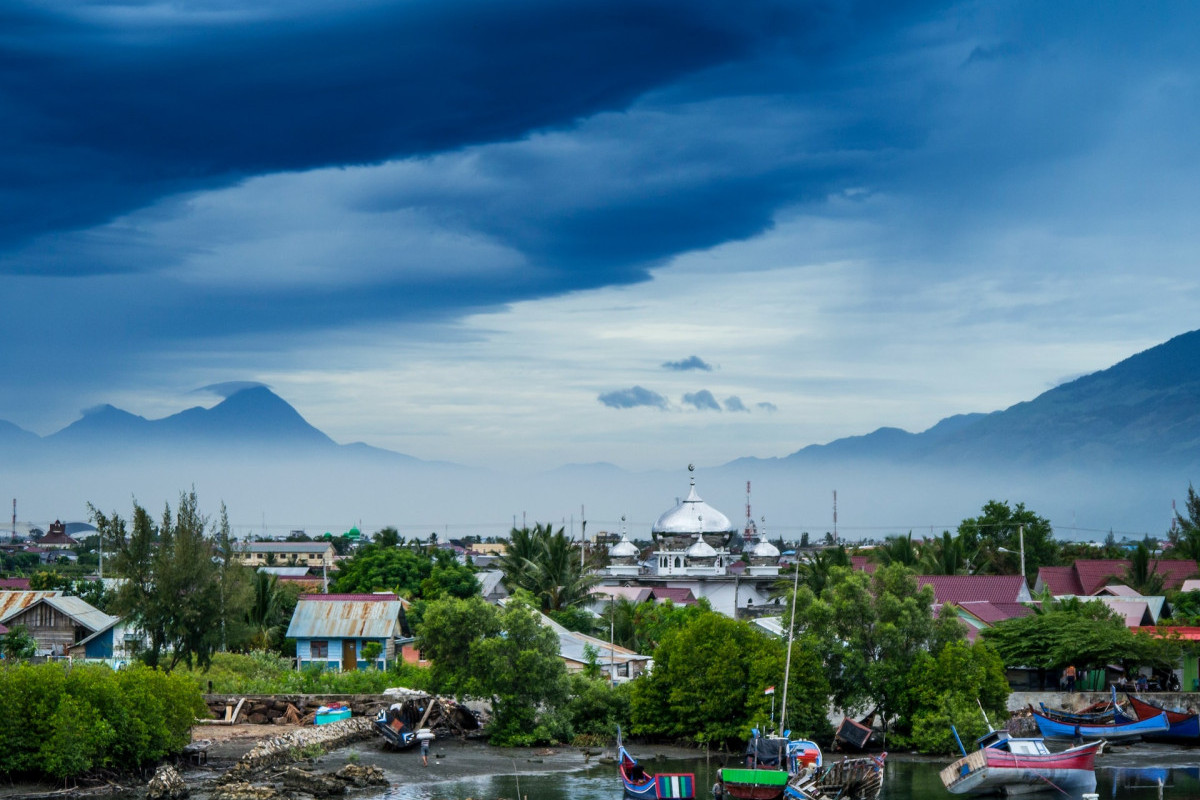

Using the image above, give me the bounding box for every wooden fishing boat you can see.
[617,729,695,799]
[721,767,791,800]
[940,728,1102,796]
[1031,708,1168,740]
[787,752,887,800]
[1125,694,1200,742]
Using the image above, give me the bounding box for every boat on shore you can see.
[617,729,696,799]
[939,727,1102,796]
[1031,708,1168,741]
[1125,694,1200,742]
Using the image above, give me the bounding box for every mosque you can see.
[597,465,785,618]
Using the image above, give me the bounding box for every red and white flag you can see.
[764,686,775,695]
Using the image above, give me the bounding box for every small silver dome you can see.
[686,539,718,558]
[751,540,780,559]
[610,537,639,558]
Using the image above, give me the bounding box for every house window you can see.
[311,640,329,658]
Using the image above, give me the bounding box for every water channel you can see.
[374,750,1200,800]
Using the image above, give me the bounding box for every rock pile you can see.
[147,765,189,800]
[220,717,376,783]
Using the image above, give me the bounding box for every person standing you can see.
[420,736,430,766]
[1064,664,1077,693]
[712,778,724,800]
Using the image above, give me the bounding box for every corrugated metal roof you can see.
[298,593,397,601]
[258,567,312,577]
[242,542,335,553]
[285,599,402,639]
[39,595,119,633]
[0,591,62,622]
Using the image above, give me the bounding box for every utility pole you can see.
[832,490,838,544]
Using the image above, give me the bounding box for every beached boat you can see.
[939,728,1102,796]
[1031,708,1168,741]
[787,752,887,800]
[313,703,351,725]
[1125,694,1200,742]
[617,739,695,799]
[372,708,418,750]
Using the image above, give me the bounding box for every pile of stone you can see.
[221,717,376,782]
[211,765,388,800]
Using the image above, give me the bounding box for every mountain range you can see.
[2,330,1199,536]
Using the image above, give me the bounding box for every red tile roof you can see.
[1037,559,1200,596]
[1035,565,1081,595]
[916,575,1030,604]
[0,578,31,590]
[850,556,878,574]
[954,601,1036,625]
[1138,626,1200,641]
[651,587,697,606]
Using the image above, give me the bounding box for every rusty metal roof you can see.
[285,598,403,639]
[0,591,62,623]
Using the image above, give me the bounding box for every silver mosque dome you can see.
[652,467,735,535]
[750,539,780,559]
[685,539,718,558]
[609,536,640,559]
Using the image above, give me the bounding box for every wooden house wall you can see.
[8,604,85,655]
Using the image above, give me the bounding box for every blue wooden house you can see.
[286,594,407,670]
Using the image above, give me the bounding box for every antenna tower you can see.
[832,490,838,544]
[744,481,756,541]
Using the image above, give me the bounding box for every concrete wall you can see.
[1006,690,1200,713]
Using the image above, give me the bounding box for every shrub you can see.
[0,662,204,780]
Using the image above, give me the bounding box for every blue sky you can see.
[3,0,1200,471]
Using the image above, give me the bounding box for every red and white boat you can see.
[939,728,1102,796]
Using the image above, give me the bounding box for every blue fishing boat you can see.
[1031,708,1169,741]
[617,727,695,799]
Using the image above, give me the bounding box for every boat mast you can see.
[779,555,801,734]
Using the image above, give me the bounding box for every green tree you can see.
[958,500,1058,578]
[472,600,571,745]
[982,597,1141,680]
[1124,541,1167,595]
[873,532,922,568]
[894,640,1010,753]
[374,526,401,548]
[331,544,435,595]
[416,596,502,693]
[246,571,285,650]
[630,612,817,745]
[415,595,568,745]
[1,623,37,659]
[923,531,974,576]
[788,564,942,732]
[1170,483,1200,559]
[498,523,598,612]
[100,491,237,671]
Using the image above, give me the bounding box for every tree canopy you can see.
[497,523,598,612]
[415,595,568,745]
[957,500,1058,577]
[93,491,248,671]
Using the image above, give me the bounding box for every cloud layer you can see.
[2,0,1200,497]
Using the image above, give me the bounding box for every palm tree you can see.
[1124,542,1166,595]
[922,531,974,575]
[247,571,283,650]
[774,545,851,597]
[874,532,922,568]
[498,523,599,612]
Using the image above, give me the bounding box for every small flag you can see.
[764,686,775,695]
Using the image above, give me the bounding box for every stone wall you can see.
[1006,690,1200,713]
[204,694,393,724]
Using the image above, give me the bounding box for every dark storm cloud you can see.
[598,387,669,410]
[662,356,713,372]
[724,396,748,413]
[0,0,800,257]
[682,390,721,412]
